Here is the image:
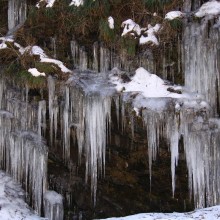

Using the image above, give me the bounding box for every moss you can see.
[35,62,57,75]
[169,19,183,31]
[16,70,46,88]
[4,64,46,89]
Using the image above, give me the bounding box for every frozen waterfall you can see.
[8,0,27,32]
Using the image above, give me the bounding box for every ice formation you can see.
[8,0,27,31]
[64,73,113,203]
[44,191,64,220]
[0,76,48,215]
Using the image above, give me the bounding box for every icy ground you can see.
[101,206,220,220]
[0,170,41,220]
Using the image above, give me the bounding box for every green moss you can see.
[121,37,138,57]
[169,19,182,31]
[4,64,46,89]
[99,19,116,43]
[16,70,46,88]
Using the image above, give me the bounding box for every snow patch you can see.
[108,16,114,29]
[121,19,160,45]
[195,1,220,18]
[36,0,56,8]
[70,0,84,7]
[0,170,41,220]
[101,205,220,220]
[28,68,46,77]
[165,11,184,20]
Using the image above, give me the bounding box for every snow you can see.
[30,46,72,73]
[28,68,46,77]
[165,11,184,20]
[0,37,14,50]
[36,0,56,8]
[44,191,63,205]
[110,67,191,99]
[0,170,41,220]
[195,1,220,18]
[139,24,161,45]
[101,205,220,220]
[121,19,141,36]
[70,0,84,7]
[121,19,160,46]
[108,16,114,29]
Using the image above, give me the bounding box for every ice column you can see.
[68,85,111,204]
[8,131,48,215]
[183,19,220,115]
[100,44,110,72]
[93,42,99,72]
[70,40,79,68]
[79,47,88,71]
[38,100,46,137]
[48,76,58,145]
[44,191,64,220]
[8,0,27,31]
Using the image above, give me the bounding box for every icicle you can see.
[93,42,99,72]
[8,0,27,31]
[183,19,220,116]
[63,86,70,162]
[38,100,46,137]
[168,114,180,197]
[142,110,162,182]
[79,47,88,71]
[0,80,4,108]
[8,131,48,215]
[100,43,110,73]
[84,95,111,204]
[50,37,57,59]
[48,76,58,145]
[70,39,79,68]
[44,191,64,220]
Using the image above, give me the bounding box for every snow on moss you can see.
[28,68,46,77]
[121,19,161,46]
[36,0,56,8]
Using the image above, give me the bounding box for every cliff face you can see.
[1,0,220,220]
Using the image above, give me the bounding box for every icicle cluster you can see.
[0,77,48,215]
[62,82,111,203]
[183,19,220,116]
[44,190,64,220]
[48,76,58,146]
[70,40,158,74]
[8,0,27,31]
